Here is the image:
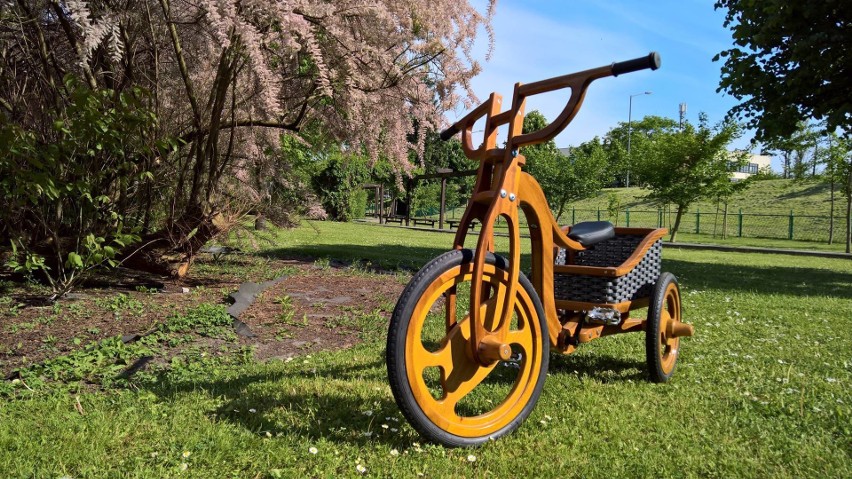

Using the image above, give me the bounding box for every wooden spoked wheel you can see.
[387,250,548,447]
[646,272,682,383]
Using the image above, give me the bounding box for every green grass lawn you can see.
[1,222,850,477]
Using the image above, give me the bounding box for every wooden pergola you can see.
[364,168,477,228]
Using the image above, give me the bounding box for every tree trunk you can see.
[670,206,685,242]
[846,188,851,254]
[829,177,835,244]
[722,202,729,239]
[120,204,226,277]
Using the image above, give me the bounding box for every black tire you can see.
[386,249,549,447]
[645,272,682,383]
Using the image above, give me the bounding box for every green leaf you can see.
[67,252,84,269]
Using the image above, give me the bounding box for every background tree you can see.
[635,114,746,242]
[714,1,851,141]
[1,0,495,290]
[602,116,679,186]
[822,134,852,252]
[521,111,608,222]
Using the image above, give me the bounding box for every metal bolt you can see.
[511,149,518,158]
[500,189,507,198]
[509,193,516,202]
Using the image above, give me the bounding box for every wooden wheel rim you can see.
[404,262,544,438]
[658,282,681,374]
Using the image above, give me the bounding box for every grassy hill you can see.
[569,178,839,217]
[430,178,849,251]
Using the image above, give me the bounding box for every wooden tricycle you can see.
[386,52,694,447]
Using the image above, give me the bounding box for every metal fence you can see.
[568,208,847,243]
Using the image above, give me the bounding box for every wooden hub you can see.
[478,335,512,364]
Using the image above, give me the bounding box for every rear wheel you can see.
[386,249,549,447]
[646,272,682,383]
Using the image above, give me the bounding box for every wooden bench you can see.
[447,220,477,231]
[384,215,405,224]
[412,218,437,228]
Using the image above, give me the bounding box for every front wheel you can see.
[387,249,549,447]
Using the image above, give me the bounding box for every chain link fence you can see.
[567,208,847,243]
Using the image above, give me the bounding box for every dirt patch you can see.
[0,255,407,377]
[235,267,404,362]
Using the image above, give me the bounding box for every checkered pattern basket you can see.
[554,234,662,304]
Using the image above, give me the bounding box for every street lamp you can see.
[626,91,652,188]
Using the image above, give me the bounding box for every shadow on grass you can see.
[142,357,410,446]
[549,353,647,383]
[140,344,651,445]
[664,258,852,299]
[261,244,535,273]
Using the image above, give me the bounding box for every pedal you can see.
[585,307,622,326]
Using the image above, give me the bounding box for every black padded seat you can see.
[567,221,615,247]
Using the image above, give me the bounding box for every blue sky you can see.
[451,1,773,166]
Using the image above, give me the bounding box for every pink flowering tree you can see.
[1,0,494,277]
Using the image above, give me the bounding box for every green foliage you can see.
[635,114,746,241]
[0,77,157,298]
[603,115,680,186]
[522,111,609,221]
[411,181,441,216]
[714,1,851,141]
[418,132,476,208]
[312,153,371,221]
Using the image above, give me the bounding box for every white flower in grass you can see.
[179,463,188,471]
[309,446,318,455]
[249,408,257,413]
[826,377,837,383]
[181,451,191,459]
[467,454,477,462]
[390,448,399,456]
[363,410,373,416]
[356,464,367,474]
[381,424,389,429]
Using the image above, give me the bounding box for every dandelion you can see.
[179,463,188,471]
[356,464,367,474]
[467,454,477,462]
[390,448,399,456]
[309,446,318,454]
[182,451,191,459]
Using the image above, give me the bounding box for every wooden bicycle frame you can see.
[442,63,642,364]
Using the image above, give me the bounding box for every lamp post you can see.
[626,91,652,188]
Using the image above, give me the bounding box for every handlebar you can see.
[440,124,460,141]
[612,52,661,76]
[439,52,661,143]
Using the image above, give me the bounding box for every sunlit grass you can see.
[1,223,849,477]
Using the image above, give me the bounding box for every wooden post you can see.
[405,178,412,226]
[440,176,447,229]
[379,184,385,224]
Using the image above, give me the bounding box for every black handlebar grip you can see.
[612,52,661,76]
[439,124,460,141]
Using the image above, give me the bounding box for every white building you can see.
[730,153,772,181]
